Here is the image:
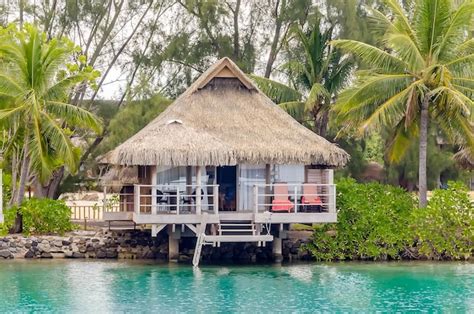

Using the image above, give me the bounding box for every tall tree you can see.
[333,0,474,207]
[0,25,101,231]
[253,20,353,137]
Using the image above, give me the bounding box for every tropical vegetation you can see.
[332,0,474,207]
[0,24,101,231]
[306,178,473,261]
[0,0,471,249]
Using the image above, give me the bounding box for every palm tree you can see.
[332,0,474,207]
[253,20,353,137]
[0,24,102,231]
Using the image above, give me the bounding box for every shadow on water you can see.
[0,260,472,313]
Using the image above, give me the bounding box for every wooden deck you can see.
[103,210,337,224]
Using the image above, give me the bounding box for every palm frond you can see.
[385,33,424,71]
[41,112,79,172]
[332,40,408,73]
[305,83,330,112]
[386,118,418,163]
[360,81,421,133]
[279,101,306,122]
[250,75,302,104]
[414,0,452,57]
[436,1,474,61]
[46,101,102,133]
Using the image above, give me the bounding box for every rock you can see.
[41,252,53,258]
[96,250,107,259]
[24,249,36,258]
[62,240,71,246]
[53,240,63,247]
[72,252,85,258]
[178,254,191,263]
[38,243,51,253]
[106,249,118,258]
[24,242,32,249]
[0,249,13,259]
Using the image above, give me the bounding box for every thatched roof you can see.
[100,166,139,186]
[103,57,349,167]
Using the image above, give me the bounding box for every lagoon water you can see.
[0,260,472,313]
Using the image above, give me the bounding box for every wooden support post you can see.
[168,226,180,262]
[265,164,271,212]
[196,166,202,215]
[186,166,192,199]
[273,237,283,263]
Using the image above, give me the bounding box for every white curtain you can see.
[238,165,266,211]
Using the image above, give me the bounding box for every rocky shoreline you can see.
[0,230,313,263]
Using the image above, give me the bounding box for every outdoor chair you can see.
[300,184,322,212]
[271,183,294,213]
[156,190,169,212]
[181,188,205,212]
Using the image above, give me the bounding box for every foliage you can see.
[412,182,474,260]
[306,178,416,261]
[254,19,353,136]
[95,95,171,156]
[0,207,17,236]
[18,198,73,235]
[332,0,474,207]
[306,179,473,261]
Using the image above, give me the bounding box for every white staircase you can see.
[192,219,273,267]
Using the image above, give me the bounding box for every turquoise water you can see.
[0,261,472,313]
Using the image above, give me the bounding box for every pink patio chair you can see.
[301,183,322,212]
[271,183,294,213]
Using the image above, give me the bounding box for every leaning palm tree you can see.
[332,0,474,207]
[253,20,352,137]
[0,24,102,230]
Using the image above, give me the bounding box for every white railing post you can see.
[176,189,180,215]
[331,184,336,213]
[213,185,219,214]
[102,185,107,213]
[134,185,140,215]
[253,185,258,213]
[151,184,157,215]
[294,186,298,213]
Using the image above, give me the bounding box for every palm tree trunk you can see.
[13,140,30,233]
[418,94,430,208]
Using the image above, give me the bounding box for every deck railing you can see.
[133,184,219,215]
[253,183,336,214]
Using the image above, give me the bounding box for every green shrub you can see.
[412,181,473,260]
[0,206,17,236]
[19,198,73,235]
[306,178,416,261]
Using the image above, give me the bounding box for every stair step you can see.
[219,229,255,233]
[204,234,273,243]
[219,223,254,227]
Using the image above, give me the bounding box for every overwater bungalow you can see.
[100,57,349,265]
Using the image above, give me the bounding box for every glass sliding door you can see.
[238,164,266,211]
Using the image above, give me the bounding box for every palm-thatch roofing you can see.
[103,57,349,167]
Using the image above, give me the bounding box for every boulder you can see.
[0,249,13,259]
